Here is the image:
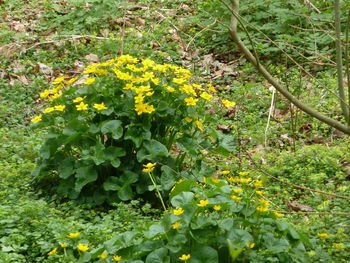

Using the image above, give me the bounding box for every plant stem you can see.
[148,172,167,211]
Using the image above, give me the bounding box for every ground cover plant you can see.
[1,0,349,262]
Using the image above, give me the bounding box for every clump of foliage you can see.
[46,172,326,262]
[31,55,235,205]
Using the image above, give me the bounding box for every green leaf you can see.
[171,192,194,207]
[169,180,197,200]
[104,146,125,168]
[75,166,98,192]
[227,239,243,261]
[191,246,218,263]
[145,248,170,263]
[125,124,151,147]
[263,233,290,253]
[101,120,123,140]
[227,229,253,248]
[144,222,166,238]
[160,166,178,191]
[137,139,169,162]
[103,171,138,200]
[58,158,75,179]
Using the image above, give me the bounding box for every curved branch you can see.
[228,0,350,135]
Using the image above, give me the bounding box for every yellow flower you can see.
[227,177,240,183]
[54,105,66,112]
[142,162,156,173]
[207,83,217,93]
[99,253,108,259]
[185,117,193,122]
[254,180,263,188]
[184,97,198,106]
[220,170,230,175]
[274,212,284,218]
[112,255,122,261]
[332,243,344,249]
[40,89,51,99]
[179,254,191,261]
[256,190,267,195]
[231,195,242,202]
[197,199,209,207]
[192,84,203,90]
[73,97,84,103]
[67,232,80,238]
[213,205,222,211]
[317,233,329,238]
[31,114,42,124]
[48,247,57,255]
[43,107,55,113]
[84,77,96,85]
[66,77,77,85]
[221,99,236,108]
[233,188,243,194]
[173,207,184,216]
[166,86,175,92]
[172,78,187,85]
[256,207,268,212]
[93,103,108,111]
[135,103,155,115]
[195,120,203,131]
[171,221,181,229]
[247,243,255,249]
[240,178,252,184]
[52,75,66,85]
[76,102,88,111]
[179,84,196,96]
[60,243,68,248]
[77,243,89,252]
[49,93,62,101]
[134,94,145,104]
[258,198,269,206]
[238,171,250,176]
[200,92,213,100]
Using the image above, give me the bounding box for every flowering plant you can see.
[31,55,235,204]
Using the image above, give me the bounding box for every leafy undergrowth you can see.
[1,0,350,262]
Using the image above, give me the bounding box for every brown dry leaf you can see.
[0,44,19,58]
[299,123,312,133]
[73,60,86,73]
[12,61,26,73]
[287,201,314,212]
[100,28,110,38]
[84,54,99,63]
[18,75,29,85]
[13,21,27,33]
[36,63,53,75]
[217,125,231,133]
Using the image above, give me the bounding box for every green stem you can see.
[148,172,167,211]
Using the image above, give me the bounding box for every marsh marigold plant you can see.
[31,55,236,205]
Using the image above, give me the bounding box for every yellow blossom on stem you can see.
[317,233,330,238]
[192,84,202,90]
[135,103,155,115]
[233,188,243,194]
[256,190,267,195]
[52,75,66,85]
[66,77,77,85]
[247,243,255,249]
[77,243,89,252]
[76,102,88,111]
[213,205,222,211]
[142,162,156,173]
[40,89,51,99]
[221,99,236,108]
[49,93,62,101]
[195,120,203,131]
[73,97,84,103]
[256,207,268,212]
[258,198,269,206]
[48,247,57,255]
[179,254,191,261]
[274,212,284,218]
[173,207,184,216]
[67,232,80,238]
[60,243,68,248]
[220,170,230,175]
[207,84,217,93]
[171,221,181,229]
[93,103,108,111]
[166,85,175,92]
[172,77,187,85]
[231,195,242,202]
[185,117,193,122]
[112,255,122,261]
[54,105,66,111]
[43,107,55,113]
[99,253,108,259]
[197,199,209,207]
[200,91,213,100]
[238,171,250,176]
[84,77,96,85]
[31,114,42,124]
[184,97,198,106]
[254,180,263,188]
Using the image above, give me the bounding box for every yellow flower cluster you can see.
[142,162,156,173]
